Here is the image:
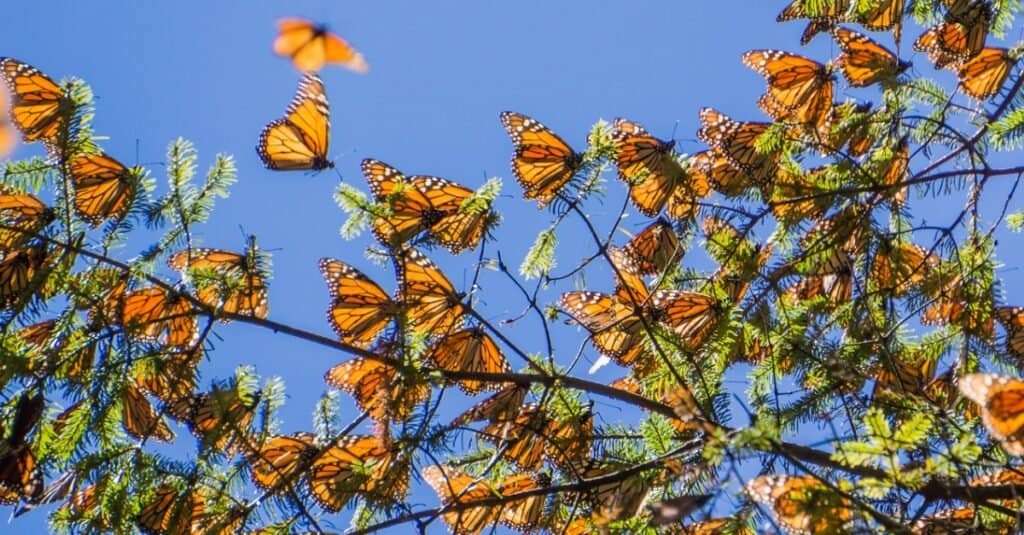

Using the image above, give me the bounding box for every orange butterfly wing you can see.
[831,27,905,87]
[257,74,332,170]
[959,373,1024,455]
[501,111,582,207]
[121,287,198,347]
[956,47,1013,100]
[399,249,465,336]
[121,384,173,443]
[324,357,430,424]
[274,18,368,73]
[622,218,682,276]
[319,258,395,348]
[427,327,509,394]
[250,433,317,491]
[997,306,1024,357]
[0,58,65,143]
[169,248,269,319]
[68,153,136,225]
[309,435,404,511]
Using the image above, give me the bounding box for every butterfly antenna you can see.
[332,166,345,182]
[135,139,140,166]
[670,120,680,144]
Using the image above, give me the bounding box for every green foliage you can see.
[520,227,558,279]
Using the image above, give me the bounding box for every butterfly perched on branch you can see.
[500,111,583,207]
[422,464,549,535]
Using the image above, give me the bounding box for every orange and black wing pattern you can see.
[257,74,332,171]
[0,246,49,309]
[68,153,137,225]
[169,248,269,319]
[273,18,368,73]
[0,188,53,252]
[423,464,548,535]
[426,327,509,394]
[622,218,682,276]
[745,475,852,534]
[309,435,406,511]
[0,58,66,144]
[831,27,907,87]
[121,286,198,347]
[500,111,582,207]
[742,50,833,136]
[319,258,396,348]
[697,108,776,187]
[955,47,1013,100]
[959,373,1024,455]
[250,432,317,491]
[997,306,1024,357]
[121,384,173,442]
[174,387,259,454]
[324,357,430,424]
[776,0,851,45]
[0,393,43,505]
[398,249,465,337]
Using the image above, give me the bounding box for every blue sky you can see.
[3,1,1024,533]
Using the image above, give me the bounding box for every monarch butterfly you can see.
[688,150,746,197]
[576,462,650,525]
[169,246,269,320]
[121,384,173,443]
[481,403,549,470]
[959,373,1024,455]
[791,242,853,306]
[880,136,910,207]
[0,186,54,247]
[831,27,909,87]
[622,218,682,276]
[422,464,548,535]
[612,118,709,220]
[870,241,936,296]
[955,47,1013,100]
[560,290,647,369]
[136,485,204,535]
[871,352,938,401]
[170,387,259,453]
[543,409,594,472]
[741,50,833,137]
[697,108,776,188]
[250,432,318,491]
[770,166,830,223]
[609,376,643,396]
[309,435,408,511]
[319,258,397,349]
[914,0,991,69]
[273,18,368,73]
[500,111,583,207]
[652,290,722,349]
[0,58,66,144]
[824,101,876,157]
[120,286,199,348]
[426,327,509,395]
[744,475,852,534]
[0,392,43,504]
[921,273,994,336]
[0,245,49,309]
[67,153,137,226]
[256,74,332,171]
[398,248,466,337]
[776,0,851,45]
[324,357,431,424]
[134,348,202,405]
[997,307,1024,357]
[662,385,713,433]
[450,383,528,427]
[361,159,490,253]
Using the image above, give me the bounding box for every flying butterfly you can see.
[959,373,1024,456]
[169,245,269,320]
[422,464,548,535]
[500,111,583,207]
[256,74,333,171]
[426,327,509,395]
[831,27,909,87]
[612,118,709,220]
[273,18,368,73]
[319,258,397,349]
[0,58,67,144]
[741,50,833,137]
[744,475,852,534]
[996,306,1024,357]
[0,392,43,505]
[955,47,1014,100]
[121,384,173,443]
[68,153,137,226]
[324,356,430,424]
[361,159,491,253]
[309,435,408,511]
[398,248,466,337]
[776,0,852,45]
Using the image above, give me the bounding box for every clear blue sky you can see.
[3,1,1023,533]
